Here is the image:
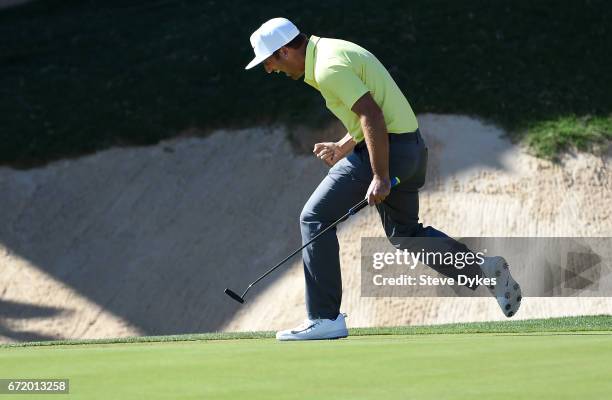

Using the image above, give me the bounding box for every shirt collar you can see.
[304,35,320,88]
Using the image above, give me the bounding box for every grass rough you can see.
[1,315,610,348]
[1,0,611,166]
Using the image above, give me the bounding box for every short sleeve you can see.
[317,63,370,109]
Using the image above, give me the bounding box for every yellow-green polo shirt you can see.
[304,35,418,142]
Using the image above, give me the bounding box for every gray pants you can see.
[300,130,482,319]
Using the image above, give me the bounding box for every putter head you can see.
[224,288,245,304]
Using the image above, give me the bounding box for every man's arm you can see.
[336,132,356,155]
[313,132,355,166]
[351,92,391,205]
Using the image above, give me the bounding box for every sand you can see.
[1,115,610,343]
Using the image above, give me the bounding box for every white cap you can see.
[245,18,299,70]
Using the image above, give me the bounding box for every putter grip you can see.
[348,177,401,215]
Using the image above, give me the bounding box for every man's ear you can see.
[279,47,289,59]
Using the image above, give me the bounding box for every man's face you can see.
[262,47,304,80]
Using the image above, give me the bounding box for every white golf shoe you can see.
[276,313,348,341]
[480,256,522,317]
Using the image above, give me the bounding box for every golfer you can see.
[245,18,521,340]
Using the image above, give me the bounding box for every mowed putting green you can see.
[1,316,611,399]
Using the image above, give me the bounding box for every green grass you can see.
[0,316,610,399]
[2,315,610,348]
[525,114,612,157]
[1,0,611,166]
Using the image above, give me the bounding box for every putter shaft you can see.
[225,177,400,304]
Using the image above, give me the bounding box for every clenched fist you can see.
[313,142,343,166]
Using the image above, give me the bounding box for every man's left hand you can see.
[366,175,391,205]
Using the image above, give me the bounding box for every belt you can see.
[354,129,420,151]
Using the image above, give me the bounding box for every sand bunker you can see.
[1,114,610,343]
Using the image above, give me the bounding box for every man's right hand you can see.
[313,142,343,167]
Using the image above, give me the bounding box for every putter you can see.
[224,177,401,304]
